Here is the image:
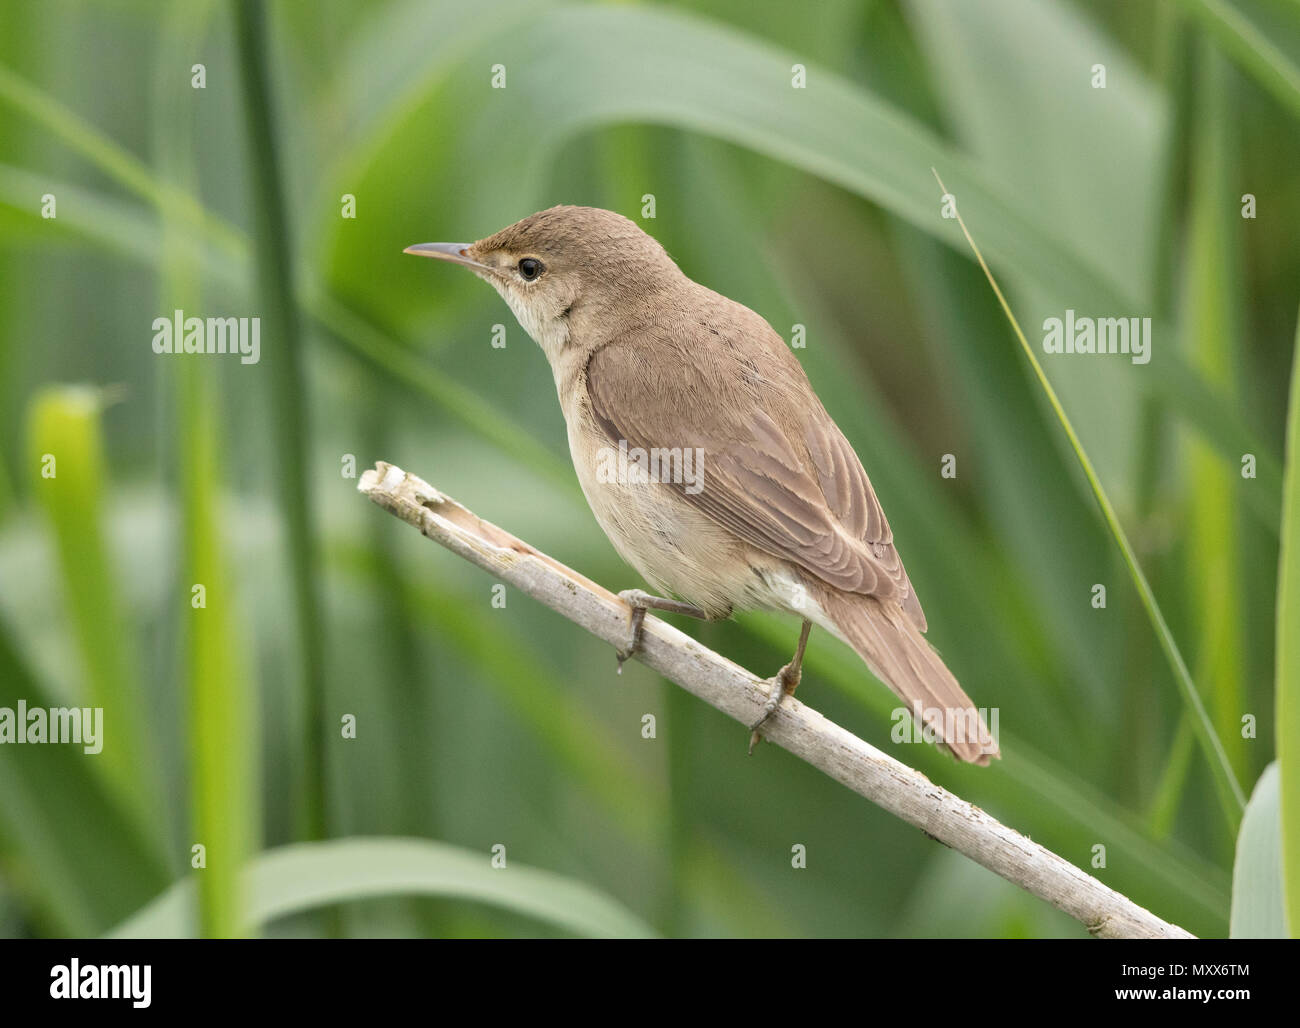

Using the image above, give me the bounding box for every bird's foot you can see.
[614,589,713,673]
[614,590,651,673]
[747,660,802,754]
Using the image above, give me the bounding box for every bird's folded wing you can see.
[584,326,926,628]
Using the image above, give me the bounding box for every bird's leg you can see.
[748,619,813,753]
[615,588,714,672]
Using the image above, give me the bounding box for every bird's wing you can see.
[583,311,926,628]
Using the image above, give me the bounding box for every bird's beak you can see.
[402,242,491,271]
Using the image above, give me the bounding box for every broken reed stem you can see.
[359,460,1195,939]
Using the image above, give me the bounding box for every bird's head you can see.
[405,205,683,359]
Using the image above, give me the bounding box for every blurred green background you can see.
[1,0,1298,939]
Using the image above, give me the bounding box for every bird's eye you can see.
[518,257,543,281]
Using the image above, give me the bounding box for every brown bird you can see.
[405,205,998,764]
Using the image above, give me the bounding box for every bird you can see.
[404,205,998,764]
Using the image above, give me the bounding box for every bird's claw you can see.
[747,662,801,754]
[615,591,647,674]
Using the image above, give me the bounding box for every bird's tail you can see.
[818,590,999,765]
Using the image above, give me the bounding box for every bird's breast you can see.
[561,406,755,619]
